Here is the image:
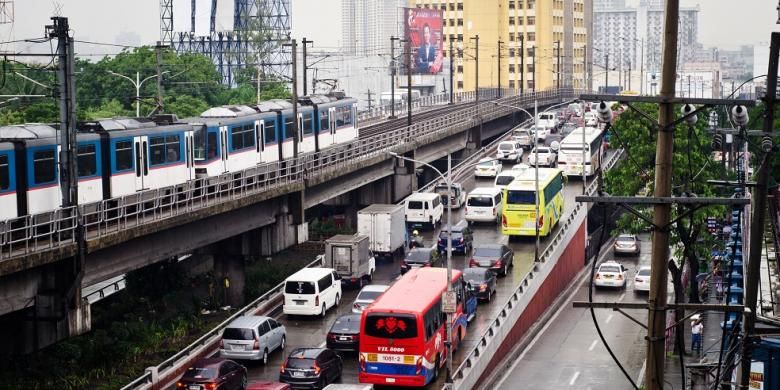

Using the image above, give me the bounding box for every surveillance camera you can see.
[680,104,697,126]
[596,101,613,123]
[730,105,749,127]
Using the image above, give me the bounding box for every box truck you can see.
[357,204,407,261]
[325,234,375,287]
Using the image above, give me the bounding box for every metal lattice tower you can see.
[0,1,14,24]
[161,0,291,86]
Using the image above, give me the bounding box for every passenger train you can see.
[0,94,358,220]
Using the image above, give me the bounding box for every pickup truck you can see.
[528,146,558,167]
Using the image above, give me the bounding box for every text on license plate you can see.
[189,386,201,390]
[292,371,304,377]
[367,354,416,364]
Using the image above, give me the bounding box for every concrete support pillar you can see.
[467,121,483,151]
[392,153,416,202]
[214,253,246,308]
[288,191,308,245]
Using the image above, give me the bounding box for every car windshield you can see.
[474,246,502,257]
[617,236,635,242]
[506,190,536,204]
[183,367,217,379]
[478,161,494,167]
[408,201,423,209]
[439,231,463,239]
[600,265,621,273]
[532,148,550,154]
[286,358,316,369]
[637,268,651,277]
[223,327,254,340]
[285,281,316,294]
[357,290,384,301]
[364,313,418,339]
[332,316,361,332]
[499,143,514,150]
[468,196,494,206]
[406,250,430,262]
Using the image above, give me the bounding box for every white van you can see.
[536,112,557,131]
[404,192,443,229]
[494,169,522,190]
[512,128,534,148]
[283,268,342,317]
[465,187,503,223]
[496,141,523,162]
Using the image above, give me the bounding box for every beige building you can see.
[410,0,592,93]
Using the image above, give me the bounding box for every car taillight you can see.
[253,339,260,350]
[206,384,217,390]
[354,303,361,310]
[315,295,320,306]
[424,262,431,267]
[415,356,424,375]
[595,273,601,280]
[280,360,287,374]
[328,333,336,340]
[538,216,544,227]
[176,382,185,389]
[492,207,496,216]
[496,260,502,267]
[401,260,407,267]
[465,206,469,213]
[480,283,488,292]
[459,237,464,244]
[502,214,507,227]
[314,362,322,375]
[469,259,477,267]
[359,353,367,372]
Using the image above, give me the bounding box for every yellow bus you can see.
[501,168,565,237]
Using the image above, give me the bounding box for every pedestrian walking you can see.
[691,316,704,356]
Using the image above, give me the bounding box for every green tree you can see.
[165,95,210,118]
[79,99,131,121]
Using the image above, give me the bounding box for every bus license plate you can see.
[385,378,396,383]
[379,355,403,363]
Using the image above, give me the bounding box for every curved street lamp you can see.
[108,70,171,117]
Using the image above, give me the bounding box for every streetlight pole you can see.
[387,151,453,385]
[108,70,169,117]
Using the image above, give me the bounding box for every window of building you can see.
[509,64,515,73]
[509,17,515,25]
[457,81,464,89]
[527,32,535,41]
[509,1,515,9]
[457,2,463,10]
[457,18,463,26]
[509,33,515,42]
[527,16,535,25]
[509,80,515,88]
[457,65,463,73]
[509,48,515,57]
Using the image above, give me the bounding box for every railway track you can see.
[358,99,484,138]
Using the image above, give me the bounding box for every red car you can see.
[176,358,247,390]
[247,381,291,390]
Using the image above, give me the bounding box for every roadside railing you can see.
[120,255,325,390]
[0,89,581,263]
[448,147,624,389]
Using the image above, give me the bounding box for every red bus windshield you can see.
[364,313,418,339]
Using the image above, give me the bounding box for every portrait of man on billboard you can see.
[406,8,444,75]
[416,24,437,73]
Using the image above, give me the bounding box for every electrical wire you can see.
[587,151,640,390]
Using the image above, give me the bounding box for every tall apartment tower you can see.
[342,0,406,56]
[410,0,591,93]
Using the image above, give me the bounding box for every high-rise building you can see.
[593,0,699,89]
[342,0,406,56]
[409,0,591,93]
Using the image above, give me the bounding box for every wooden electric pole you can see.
[302,38,312,96]
[645,1,679,389]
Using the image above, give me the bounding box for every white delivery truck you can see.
[357,204,407,261]
[326,234,376,287]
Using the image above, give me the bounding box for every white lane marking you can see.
[605,314,614,324]
[569,371,580,386]
[494,237,617,389]
[618,293,625,302]
[588,339,598,351]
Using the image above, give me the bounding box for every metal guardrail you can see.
[448,147,624,389]
[119,255,325,390]
[0,89,581,262]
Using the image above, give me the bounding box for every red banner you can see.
[404,7,444,75]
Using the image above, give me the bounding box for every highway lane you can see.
[244,113,606,386]
[494,235,652,390]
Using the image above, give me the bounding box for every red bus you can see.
[358,267,477,387]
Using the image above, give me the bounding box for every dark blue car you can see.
[437,220,473,255]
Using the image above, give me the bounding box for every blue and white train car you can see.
[301,94,359,149]
[0,141,17,219]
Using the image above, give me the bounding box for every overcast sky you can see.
[2,1,778,57]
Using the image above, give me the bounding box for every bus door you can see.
[133,136,149,191]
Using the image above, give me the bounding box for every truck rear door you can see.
[331,245,353,277]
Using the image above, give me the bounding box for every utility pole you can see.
[405,38,412,127]
[520,36,524,94]
[291,39,299,159]
[605,53,609,93]
[531,46,535,93]
[302,38,312,96]
[471,35,479,102]
[155,42,165,113]
[583,44,587,91]
[645,1,679,389]
[365,89,373,111]
[449,35,454,104]
[639,39,644,95]
[390,36,399,119]
[628,59,632,91]
[739,31,779,389]
[556,40,561,90]
[497,40,502,98]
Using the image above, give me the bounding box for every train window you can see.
[0,154,8,190]
[193,127,206,160]
[115,140,133,172]
[149,135,181,166]
[33,149,56,184]
[77,144,98,177]
[230,124,255,151]
[207,132,218,159]
[341,107,352,126]
[284,116,295,139]
[264,121,276,143]
[320,111,330,131]
[302,113,313,135]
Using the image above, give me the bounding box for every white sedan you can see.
[633,266,651,292]
[584,112,598,127]
[474,158,502,178]
[528,146,557,167]
[594,261,628,289]
[352,284,389,314]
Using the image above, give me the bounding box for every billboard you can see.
[404,7,444,75]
